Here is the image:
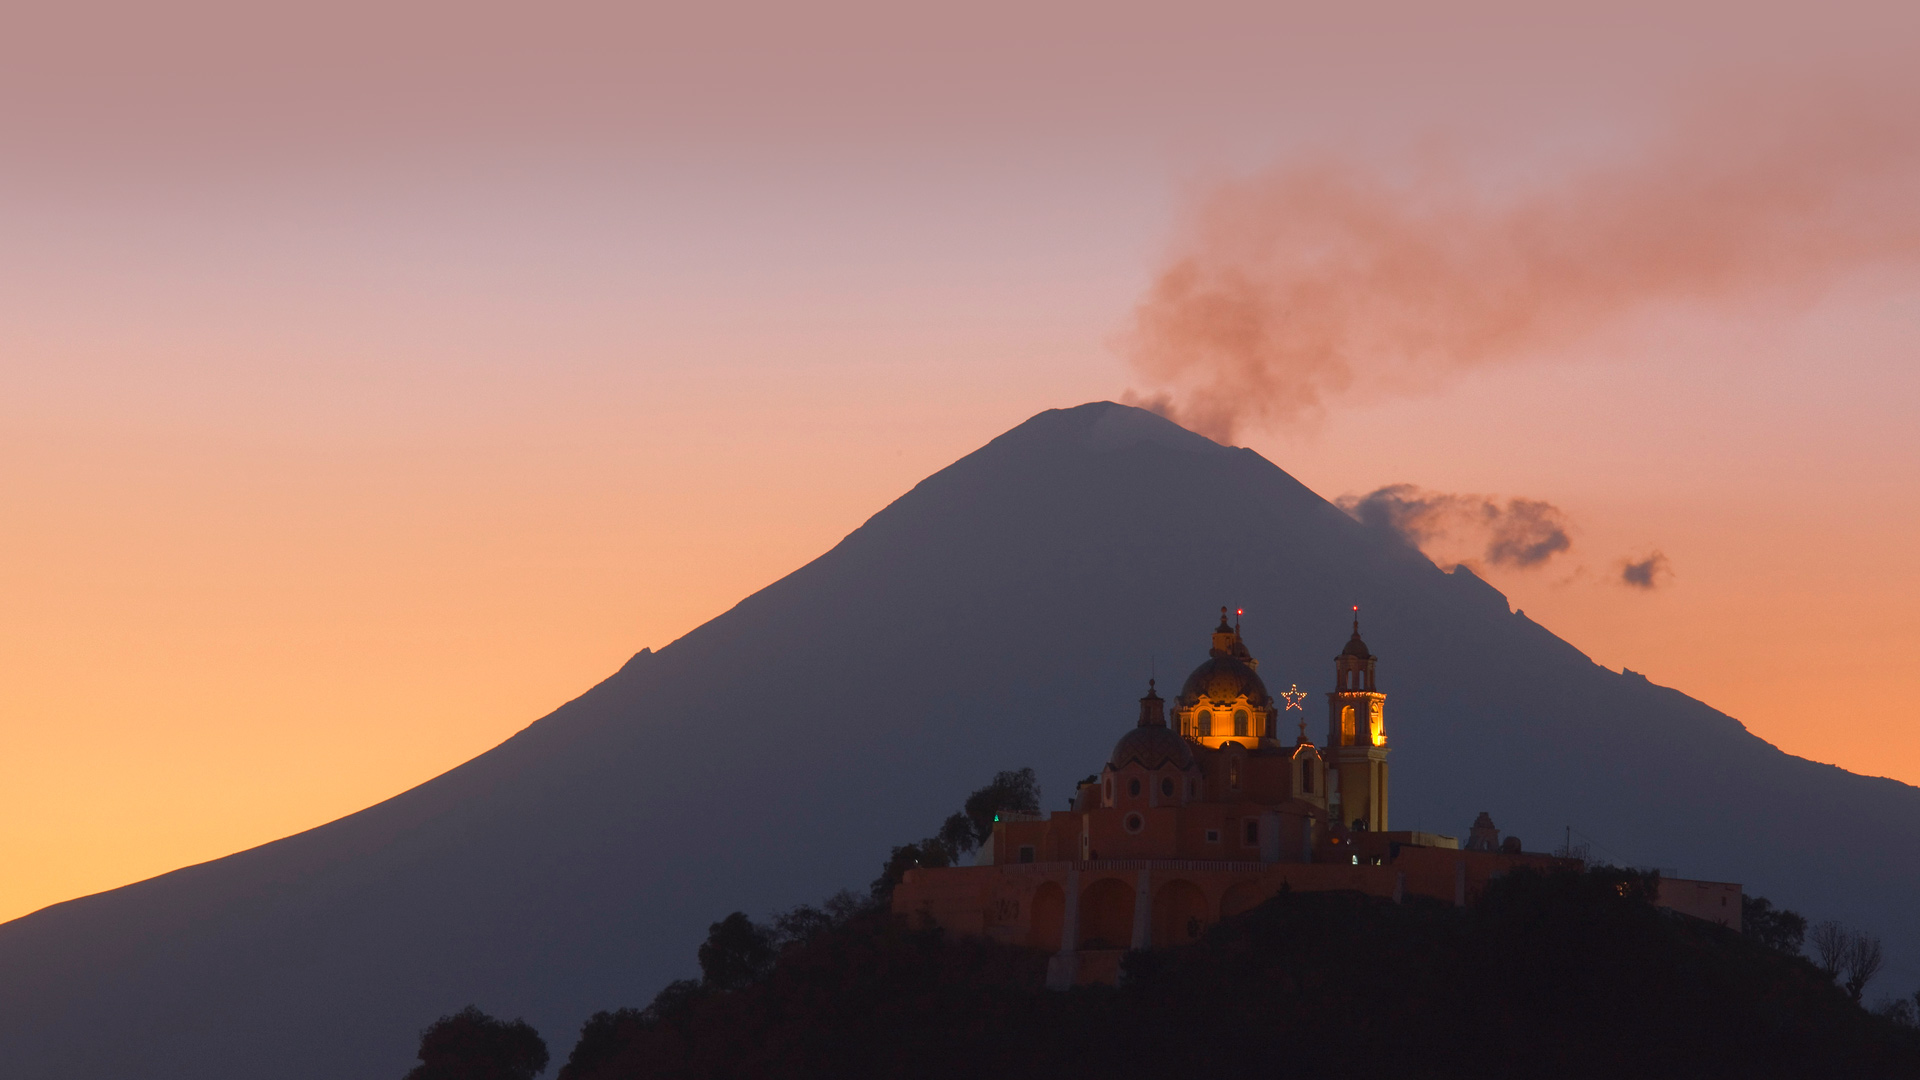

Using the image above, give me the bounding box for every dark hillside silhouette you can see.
[552,870,1920,1080]
[2,402,1918,1078]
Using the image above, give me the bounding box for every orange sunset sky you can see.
[3,0,1918,925]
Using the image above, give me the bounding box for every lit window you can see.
[1197,710,1213,736]
[1234,709,1249,736]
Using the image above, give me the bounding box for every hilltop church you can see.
[891,610,1741,987]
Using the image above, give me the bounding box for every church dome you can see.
[1109,723,1195,771]
[1341,632,1373,660]
[1180,655,1271,706]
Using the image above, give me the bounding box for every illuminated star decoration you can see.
[1280,684,1308,711]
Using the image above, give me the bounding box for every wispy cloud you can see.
[1340,484,1572,569]
[1620,551,1673,590]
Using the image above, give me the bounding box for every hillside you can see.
[547,869,1920,1080]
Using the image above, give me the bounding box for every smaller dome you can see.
[1341,632,1373,660]
[1109,725,1195,771]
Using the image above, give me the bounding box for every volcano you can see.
[4,402,1916,1079]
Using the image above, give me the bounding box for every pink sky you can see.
[3,0,1917,923]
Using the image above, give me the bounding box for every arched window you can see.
[1341,706,1356,743]
[1301,758,1314,793]
[1197,710,1214,737]
[1233,709,1249,737]
[1160,777,1174,798]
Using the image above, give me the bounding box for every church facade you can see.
[890,610,1682,988]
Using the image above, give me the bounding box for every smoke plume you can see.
[1620,551,1673,590]
[1340,484,1571,570]
[1123,84,1920,441]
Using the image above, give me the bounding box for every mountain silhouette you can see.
[2,401,1915,1079]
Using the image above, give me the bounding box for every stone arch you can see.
[1027,881,1065,952]
[1219,880,1268,920]
[1152,879,1210,946]
[1079,877,1135,949]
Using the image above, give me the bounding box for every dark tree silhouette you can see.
[961,767,1041,844]
[869,840,952,900]
[1813,920,1850,979]
[867,768,1042,899]
[403,1006,548,1080]
[1743,895,1808,955]
[1805,920,1885,1003]
[696,913,775,991]
[1845,933,1886,1002]
[770,889,870,947]
[936,811,977,855]
[557,1009,643,1080]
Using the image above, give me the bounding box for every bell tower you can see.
[1325,607,1388,832]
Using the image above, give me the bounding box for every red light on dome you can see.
[1236,608,1244,616]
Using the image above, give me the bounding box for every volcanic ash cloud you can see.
[1123,83,1920,442]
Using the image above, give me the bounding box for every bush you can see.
[404,1006,548,1080]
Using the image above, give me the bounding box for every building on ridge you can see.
[889,608,1740,988]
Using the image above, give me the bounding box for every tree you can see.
[1812,920,1850,980]
[869,768,1044,900]
[771,889,870,947]
[404,1006,549,1080]
[936,812,978,856]
[1742,895,1808,956]
[1875,996,1918,1028]
[697,912,776,991]
[641,980,704,1024]
[962,768,1042,845]
[1810,920,1886,1002]
[870,840,954,900]
[557,1010,643,1080]
[1844,933,1885,1003]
